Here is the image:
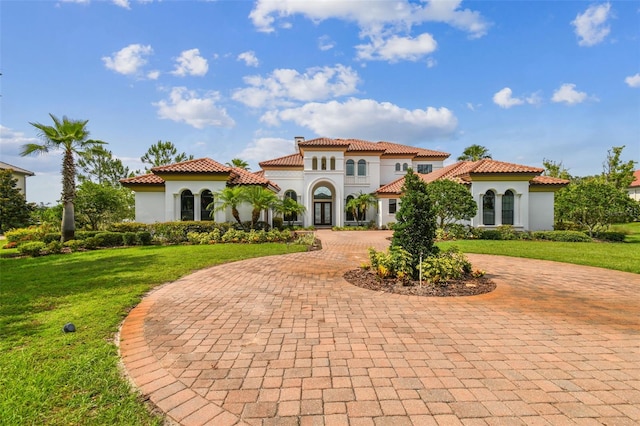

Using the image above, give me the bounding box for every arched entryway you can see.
[312,184,334,226]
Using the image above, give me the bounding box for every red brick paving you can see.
[119,230,640,425]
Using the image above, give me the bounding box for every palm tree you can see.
[226,158,250,170]
[21,114,105,242]
[242,185,278,229]
[457,144,492,161]
[273,197,306,227]
[346,191,378,226]
[208,186,245,226]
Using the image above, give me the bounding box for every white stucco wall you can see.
[469,181,531,229]
[628,187,640,201]
[135,192,165,223]
[528,192,555,231]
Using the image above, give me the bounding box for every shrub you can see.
[532,231,591,242]
[592,231,626,242]
[368,247,414,280]
[478,229,502,240]
[108,222,150,233]
[45,241,63,255]
[75,231,101,240]
[5,227,44,244]
[136,231,152,246]
[420,247,472,285]
[122,232,137,246]
[272,217,283,230]
[94,232,124,247]
[18,241,46,257]
[63,239,84,252]
[43,233,62,244]
[497,225,518,240]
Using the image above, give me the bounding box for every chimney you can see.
[294,136,305,153]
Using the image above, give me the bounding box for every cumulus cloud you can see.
[102,44,153,76]
[237,51,260,67]
[237,137,296,163]
[356,33,437,62]
[572,3,612,47]
[171,48,208,77]
[232,64,360,108]
[625,73,640,88]
[318,35,335,51]
[112,0,130,8]
[551,83,590,105]
[153,87,235,129]
[492,88,542,108]
[261,98,457,143]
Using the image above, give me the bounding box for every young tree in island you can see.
[457,144,492,161]
[346,191,378,226]
[226,158,250,170]
[391,169,439,277]
[242,185,278,229]
[426,179,477,228]
[140,140,194,171]
[273,196,306,227]
[21,114,106,242]
[208,186,245,226]
[0,169,35,233]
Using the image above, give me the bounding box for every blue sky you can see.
[1,0,638,205]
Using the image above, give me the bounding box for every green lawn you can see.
[0,243,306,425]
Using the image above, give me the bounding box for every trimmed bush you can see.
[593,231,626,242]
[45,241,64,255]
[94,232,125,247]
[136,231,152,246]
[75,231,101,240]
[368,246,414,280]
[420,247,472,285]
[18,241,46,257]
[42,233,62,244]
[478,229,502,240]
[108,222,150,233]
[122,232,137,246]
[532,231,592,242]
[63,239,84,252]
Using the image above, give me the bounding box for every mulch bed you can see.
[343,268,496,297]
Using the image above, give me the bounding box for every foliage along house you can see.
[121,137,568,230]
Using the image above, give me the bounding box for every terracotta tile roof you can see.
[259,153,304,168]
[376,141,449,158]
[630,170,640,188]
[530,175,571,185]
[297,137,352,147]
[463,159,544,174]
[151,157,230,174]
[295,137,450,158]
[229,167,281,191]
[120,173,165,185]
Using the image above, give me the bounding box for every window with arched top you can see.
[181,190,194,221]
[357,159,366,176]
[312,157,318,170]
[200,190,214,221]
[330,156,336,170]
[395,163,401,172]
[402,163,408,171]
[483,190,495,226]
[346,195,355,221]
[346,159,355,176]
[502,190,514,225]
[321,156,327,170]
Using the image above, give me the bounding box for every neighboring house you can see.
[121,136,568,230]
[628,170,640,201]
[0,161,35,196]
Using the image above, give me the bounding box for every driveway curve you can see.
[119,230,640,425]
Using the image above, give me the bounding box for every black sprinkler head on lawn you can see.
[63,323,76,333]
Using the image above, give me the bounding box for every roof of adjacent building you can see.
[294,137,450,159]
[259,153,304,168]
[0,161,35,176]
[150,158,229,174]
[630,170,640,188]
[376,159,569,194]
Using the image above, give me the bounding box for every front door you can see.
[314,202,332,226]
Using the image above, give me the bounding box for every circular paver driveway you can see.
[120,230,640,425]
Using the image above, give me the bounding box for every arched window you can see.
[284,190,298,222]
[402,163,408,171]
[312,157,318,170]
[357,159,367,176]
[321,156,327,170]
[330,156,336,170]
[395,163,401,172]
[181,190,194,221]
[346,195,355,221]
[502,190,514,225]
[483,190,495,226]
[346,159,355,176]
[200,190,214,221]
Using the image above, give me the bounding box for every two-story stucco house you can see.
[0,161,34,196]
[121,136,568,230]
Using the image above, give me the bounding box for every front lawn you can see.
[0,243,306,425]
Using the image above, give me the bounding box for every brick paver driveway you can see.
[119,230,640,425]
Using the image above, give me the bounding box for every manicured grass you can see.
[611,222,640,244]
[0,243,306,425]
[438,237,640,274]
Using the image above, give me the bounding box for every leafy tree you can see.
[426,179,477,228]
[602,145,636,190]
[555,177,640,236]
[21,114,106,242]
[77,146,131,186]
[226,158,250,170]
[208,186,245,226]
[74,181,134,230]
[457,144,492,161]
[242,185,278,229]
[392,169,439,278]
[345,191,378,226]
[542,158,572,180]
[31,203,63,228]
[0,169,35,233]
[140,140,194,171]
[273,197,306,227]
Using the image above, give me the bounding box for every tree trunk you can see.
[61,201,75,242]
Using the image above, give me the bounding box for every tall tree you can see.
[392,169,439,278]
[346,191,378,226]
[140,140,193,171]
[457,144,492,161]
[77,146,130,186]
[208,186,245,226]
[602,145,636,191]
[21,114,105,241]
[542,158,572,180]
[242,185,278,229]
[226,158,250,170]
[426,179,477,228]
[0,169,35,233]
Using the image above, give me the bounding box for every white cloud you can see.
[171,48,209,77]
[112,0,130,9]
[572,3,612,47]
[153,87,235,129]
[0,125,39,151]
[625,73,640,88]
[318,35,335,51]
[147,70,160,80]
[237,51,260,67]
[102,44,153,76]
[356,33,437,62]
[232,64,360,108]
[493,88,524,109]
[237,137,296,163]
[261,98,457,142]
[551,83,589,105]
